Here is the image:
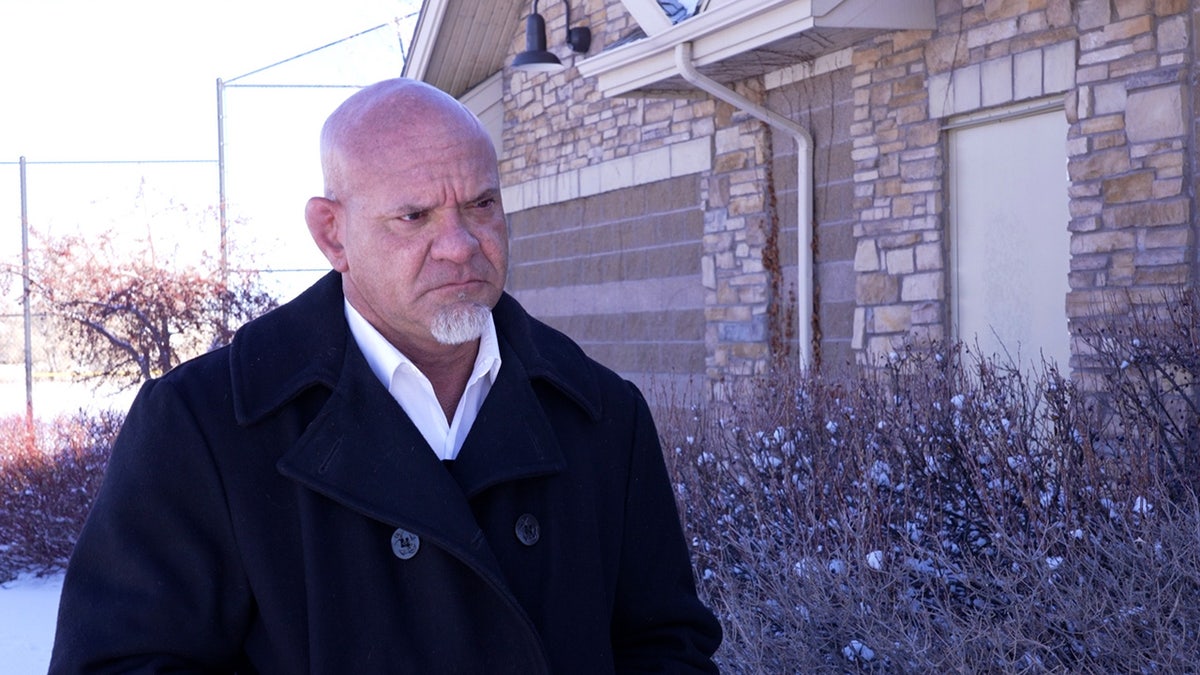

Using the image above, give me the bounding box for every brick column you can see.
[702,86,775,393]
[850,30,945,361]
[1065,2,1194,377]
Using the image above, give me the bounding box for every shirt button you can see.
[515,513,540,546]
[391,528,421,560]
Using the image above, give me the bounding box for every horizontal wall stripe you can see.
[501,137,712,212]
[510,275,703,317]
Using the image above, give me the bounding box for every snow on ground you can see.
[0,572,63,674]
[0,372,127,673]
[0,366,134,420]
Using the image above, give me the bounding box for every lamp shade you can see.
[513,12,564,72]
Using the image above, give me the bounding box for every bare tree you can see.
[21,230,277,390]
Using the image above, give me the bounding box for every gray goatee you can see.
[431,303,490,345]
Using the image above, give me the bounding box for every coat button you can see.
[514,513,540,546]
[391,528,420,560]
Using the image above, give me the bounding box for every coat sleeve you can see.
[610,384,722,673]
[49,378,253,674]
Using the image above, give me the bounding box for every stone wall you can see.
[500,0,716,394]
[701,88,774,384]
[849,14,957,359]
[849,0,1195,378]
[501,0,864,390]
[506,176,705,394]
[768,66,858,372]
[501,0,711,184]
[499,0,1198,389]
[1065,0,1193,376]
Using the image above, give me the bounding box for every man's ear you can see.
[305,197,348,272]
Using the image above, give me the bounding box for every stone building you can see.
[405,0,1198,398]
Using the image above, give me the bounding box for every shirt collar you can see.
[343,299,501,392]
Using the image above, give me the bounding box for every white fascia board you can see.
[459,70,503,115]
[579,0,811,95]
[402,0,451,80]
[580,0,935,97]
[619,0,674,35]
[459,71,504,153]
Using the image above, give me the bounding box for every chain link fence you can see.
[0,159,331,419]
[0,12,420,421]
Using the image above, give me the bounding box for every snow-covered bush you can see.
[661,339,1200,672]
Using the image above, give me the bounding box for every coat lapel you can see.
[235,273,592,577]
[448,334,566,499]
[276,342,493,569]
[275,328,568,578]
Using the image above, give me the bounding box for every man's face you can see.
[316,119,508,354]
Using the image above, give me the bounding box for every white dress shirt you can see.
[344,300,502,460]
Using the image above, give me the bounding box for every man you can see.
[50,78,721,673]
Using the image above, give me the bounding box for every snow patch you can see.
[0,572,63,673]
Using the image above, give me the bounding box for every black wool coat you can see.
[50,272,721,674]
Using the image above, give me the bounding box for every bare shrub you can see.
[1076,288,1200,497]
[0,412,121,582]
[662,342,1200,672]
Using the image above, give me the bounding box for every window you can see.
[949,106,1071,370]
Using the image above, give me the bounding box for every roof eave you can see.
[578,0,936,98]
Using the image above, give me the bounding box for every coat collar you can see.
[237,272,605,581]
[228,271,604,428]
[229,272,604,554]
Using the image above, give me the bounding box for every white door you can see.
[949,108,1071,370]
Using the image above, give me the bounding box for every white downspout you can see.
[673,41,815,369]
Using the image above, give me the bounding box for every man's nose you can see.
[429,212,480,262]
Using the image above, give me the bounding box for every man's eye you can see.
[473,198,496,209]
[398,211,426,222]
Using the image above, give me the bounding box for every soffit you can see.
[579,0,936,97]
[404,0,525,98]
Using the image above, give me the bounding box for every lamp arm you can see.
[530,0,574,41]
[524,0,590,55]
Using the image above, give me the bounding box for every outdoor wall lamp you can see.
[512,0,592,73]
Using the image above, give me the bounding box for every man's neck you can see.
[341,297,492,423]
[401,339,480,422]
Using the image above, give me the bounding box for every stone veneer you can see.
[501,0,1199,390]
[768,65,859,372]
[849,0,1194,384]
[506,175,706,394]
[1067,0,1193,386]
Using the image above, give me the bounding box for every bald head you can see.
[304,76,509,354]
[319,78,495,201]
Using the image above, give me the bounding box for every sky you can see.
[0,0,422,301]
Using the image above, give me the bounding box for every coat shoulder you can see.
[492,293,639,424]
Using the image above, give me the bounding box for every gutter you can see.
[673,41,815,369]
